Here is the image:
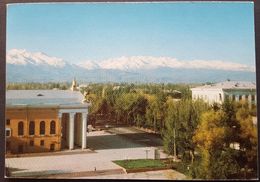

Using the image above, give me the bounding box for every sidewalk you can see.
[10,168,125,179]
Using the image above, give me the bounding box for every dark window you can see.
[6,141,10,151]
[50,120,56,134]
[18,145,23,153]
[18,122,24,136]
[245,95,248,100]
[232,95,236,101]
[219,93,222,101]
[252,95,255,101]
[40,140,44,146]
[29,121,35,135]
[239,95,242,101]
[6,129,11,137]
[29,140,34,146]
[40,121,45,135]
[50,144,55,151]
[6,119,10,125]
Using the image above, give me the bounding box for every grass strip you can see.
[113,159,167,169]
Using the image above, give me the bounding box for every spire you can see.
[71,77,77,91]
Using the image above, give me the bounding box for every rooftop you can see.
[191,81,256,90]
[6,90,88,107]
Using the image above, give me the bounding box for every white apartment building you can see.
[191,81,257,107]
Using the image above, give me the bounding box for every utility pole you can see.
[173,127,177,161]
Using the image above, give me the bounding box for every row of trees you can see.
[84,83,192,130]
[164,98,257,179]
[6,82,70,90]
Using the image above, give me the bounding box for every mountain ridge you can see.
[6,49,256,83]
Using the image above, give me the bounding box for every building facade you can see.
[6,86,90,154]
[191,81,257,107]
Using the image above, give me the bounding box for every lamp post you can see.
[173,127,177,161]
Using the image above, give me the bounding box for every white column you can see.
[58,112,62,119]
[248,94,252,109]
[58,112,62,137]
[69,112,76,150]
[82,112,87,149]
[235,95,239,102]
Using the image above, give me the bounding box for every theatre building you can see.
[5,82,90,154]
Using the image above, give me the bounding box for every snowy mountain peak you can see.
[77,60,100,70]
[79,56,255,72]
[7,49,66,68]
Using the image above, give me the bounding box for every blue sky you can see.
[7,2,255,65]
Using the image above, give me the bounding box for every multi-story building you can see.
[5,81,90,154]
[191,81,257,108]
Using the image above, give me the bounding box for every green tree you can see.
[163,99,209,163]
[145,92,167,132]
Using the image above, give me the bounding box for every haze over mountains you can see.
[6,49,256,83]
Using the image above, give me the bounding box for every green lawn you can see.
[113,159,167,169]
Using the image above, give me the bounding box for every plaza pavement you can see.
[6,127,184,179]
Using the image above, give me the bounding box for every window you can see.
[239,95,242,101]
[29,140,34,146]
[219,93,222,101]
[29,121,35,135]
[50,144,55,151]
[245,95,249,100]
[252,95,255,101]
[6,128,11,137]
[6,141,10,151]
[232,95,236,101]
[40,121,45,135]
[18,145,23,153]
[18,121,24,136]
[40,140,44,146]
[50,120,56,134]
[6,119,10,125]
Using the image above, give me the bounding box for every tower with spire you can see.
[71,77,78,91]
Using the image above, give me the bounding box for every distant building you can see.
[5,80,90,154]
[191,81,256,107]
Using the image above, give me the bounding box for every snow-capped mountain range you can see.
[7,49,66,68]
[6,49,256,83]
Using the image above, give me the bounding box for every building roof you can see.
[6,90,88,108]
[191,81,256,90]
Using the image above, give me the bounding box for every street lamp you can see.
[173,127,177,161]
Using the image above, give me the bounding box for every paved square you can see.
[6,127,184,179]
